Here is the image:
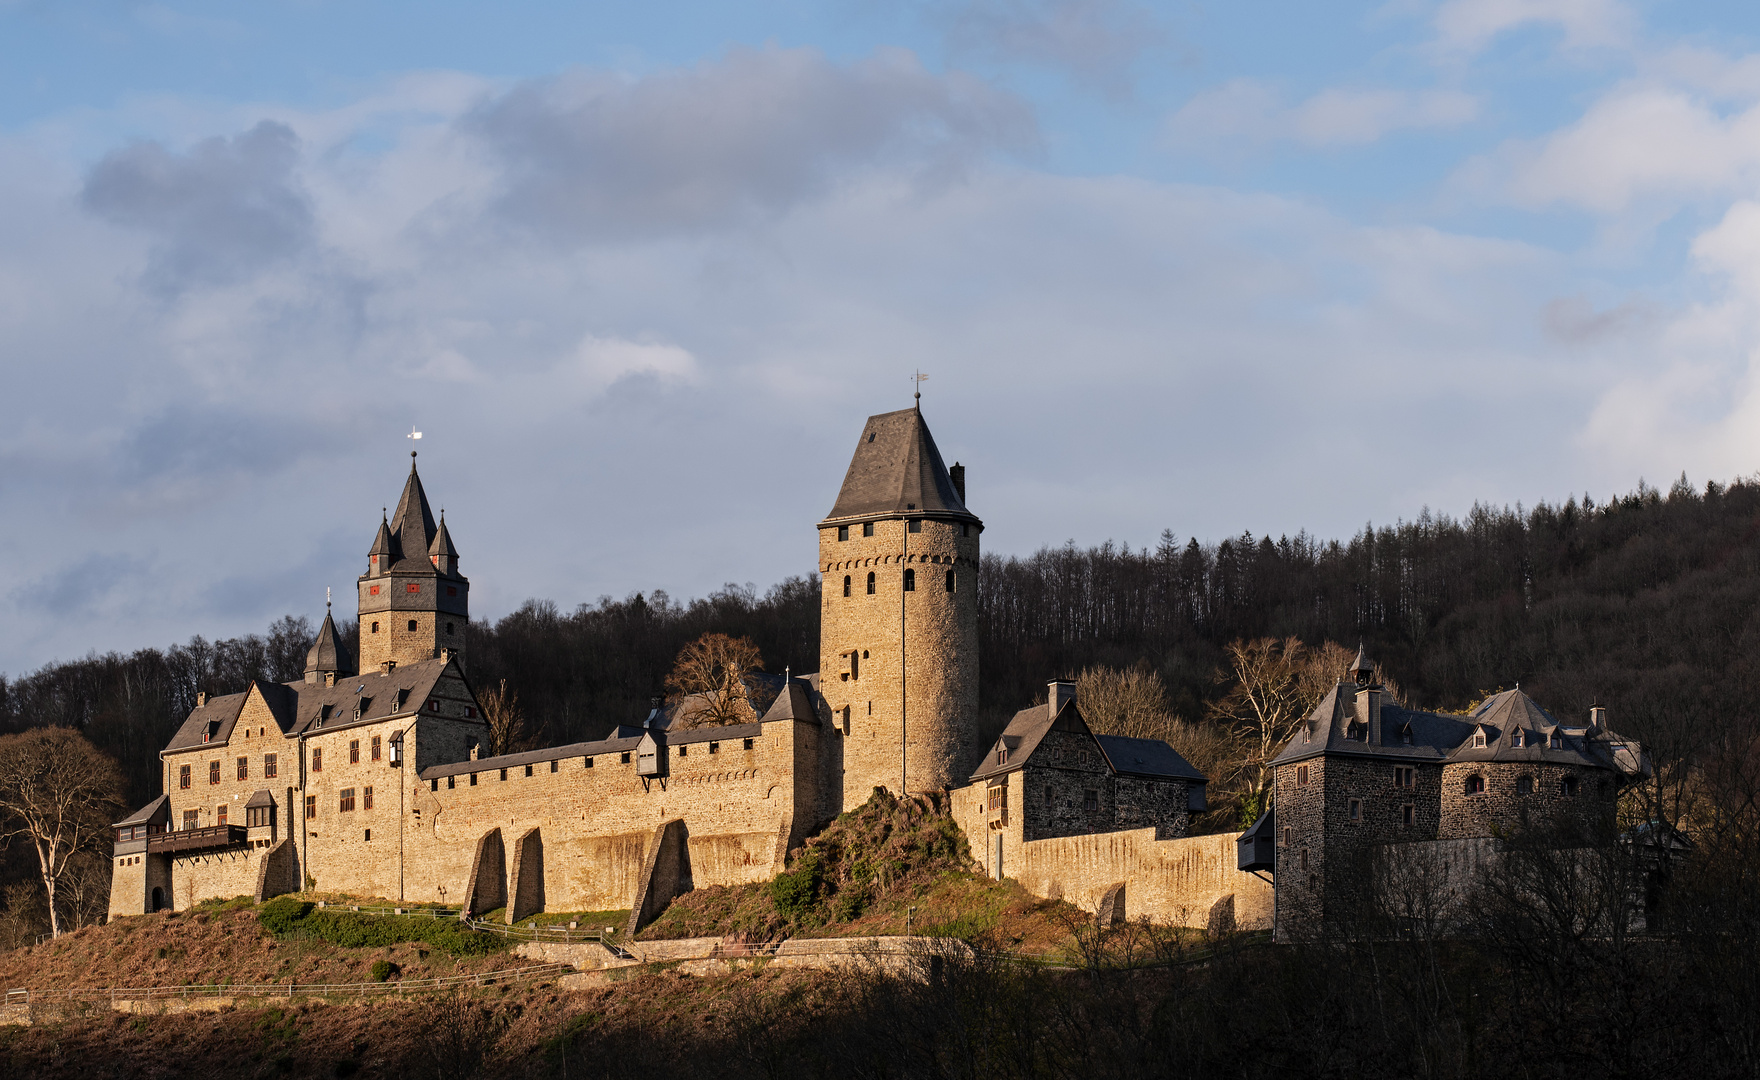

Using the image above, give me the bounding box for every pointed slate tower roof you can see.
[304,605,353,681]
[1348,643,1373,685]
[822,406,981,526]
[369,512,395,560]
[390,453,439,570]
[429,511,458,559]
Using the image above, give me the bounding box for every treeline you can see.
[8,471,1760,818]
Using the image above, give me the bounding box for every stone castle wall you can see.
[1438,761,1613,840]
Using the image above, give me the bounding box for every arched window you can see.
[843,575,851,597]
[866,572,875,594]
[945,569,956,592]
[903,569,916,591]
[1465,774,1486,795]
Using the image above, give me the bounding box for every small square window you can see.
[469,773,477,786]
[584,757,594,768]
[447,775,455,789]
[743,738,754,750]
[907,519,921,533]
[364,829,372,842]
[678,745,688,757]
[862,522,874,537]
[1517,775,1534,795]
[524,764,533,777]
[621,752,631,764]
[709,742,720,754]
[499,768,508,781]
[1083,789,1099,812]
[550,760,558,773]
[431,778,439,792]
[837,525,849,541]
[407,619,418,632]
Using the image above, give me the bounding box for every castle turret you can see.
[358,453,469,672]
[820,403,981,801]
[303,604,354,685]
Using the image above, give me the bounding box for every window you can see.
[1394,767,1414,788]
[407,620,418,632]
[986,782,1008,824]
[550,759,559,772]
[446,622,455,634]
[365,829,371,842]
[945,570,956,592]
[406,583,420,594]
[709,742,719,755]
[1299,848,1309,871]
[1400,725,1414,745]
[372,735,382,761]
[349,739,360,764]
[305,796,316,820]
[907,519,921,533]
[1296,765,1309,786]
[1083,789,1099,812]
[371,621,379,634]
[1282,826,1292,846]
[743,738,754,751]
[1045,783,1054,804]
[583,757,594,769]
[866,572,875,594]
[369,585,380,596]
[363,786,373,810]
[1511,729,1526,748]
[997,746,1008,765]
[469,773,477,786]
[843,575,851,597]
[237,757,248,781]
[1550,731,1563,749]
[217,805,227,826]
[678,745,688,758]
[850,651,859,680]
[431,778,439,792]
[1561,776,1579,797]
[264,754,278,779]
[1402,804,1414,826]
[961,523,970,537]
[466,707,477,718]
[841,706,851,734]
[524,764,534,777]
[837,525,849,541]
[1348,799,1362,821]
[903,569,916,591]
[340,788,356,812]
[447,776,455,789]
[862,522,874,537]
[183,809,200,829]
[208,760,220,785]
[621,752,631,764]
[1516,775,1534,795]
[246,805,271,828]
[499,768,508,780]
[1465,774,1486,795]
[312,748,323,772]
[1472,729,1487,748]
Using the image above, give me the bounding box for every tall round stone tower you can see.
[819,403,981,804]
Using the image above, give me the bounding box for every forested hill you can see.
[6,471,1760,813]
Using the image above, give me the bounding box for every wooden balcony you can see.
[146,824,247,855]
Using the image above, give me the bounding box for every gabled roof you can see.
[971,699,1091,782]
[115,794,170,827]
[759,676,820,724]
[417,721,765,780]
[821,407,980,526]
[1095,734,1206,782]
[164,691,248,753]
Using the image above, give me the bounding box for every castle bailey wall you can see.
[820,517,980,804]
[163,845,264,911]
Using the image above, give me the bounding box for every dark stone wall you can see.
[1438,761,1613,840]
[1017,729,1190,842]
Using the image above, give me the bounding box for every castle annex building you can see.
[108,405,1215,927]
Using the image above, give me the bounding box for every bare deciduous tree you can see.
[0,727,125,937]
[665,633,764,728]
[481,679,537,756]
[1077,665,1235,820]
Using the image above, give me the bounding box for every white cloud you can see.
[1431,0,1634,53]
[1167,79,1478,150]
[933,0,1164,95]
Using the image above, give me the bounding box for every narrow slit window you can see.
[866,572,875,594]
[843,575,851,597]
[903,569,916,592]
[945,569,956,592]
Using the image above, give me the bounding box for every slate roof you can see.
[304,609,351,677]
[388,456,440,571]
[822,407,981,527]
[244,789,276,810]
[1095,734,1207,782]
[759,676,820,724]
[162,657,474,753]
[429,513,458,558]
[418,721,765,780]
[115,794,170,827]
[1270,685,1648,777]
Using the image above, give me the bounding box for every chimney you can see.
[1589,706,1608,730]
[439,647,451,664]
[196,692,207,708]
[1356,686,1384,745]
[1048,680,1077,720]
[324,672,336,688]
[646,696,665,728]
[381,660,395,675]
[950,463,966,504]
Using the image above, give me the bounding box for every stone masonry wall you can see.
[1438,761,1614,840]
[1015,829,1270,930]
[821,517,979,803]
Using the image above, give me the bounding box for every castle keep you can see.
[109,404,1221,927]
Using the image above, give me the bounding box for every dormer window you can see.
[997,746,1008,765]
[355,696,372,721]
[1400,724,1413,746]
[1472,729,1487,748]
[1511,729,1525,748]
[1549,731,1563,749]
[395,689,410,711]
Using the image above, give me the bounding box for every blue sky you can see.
[7,0,1760,672]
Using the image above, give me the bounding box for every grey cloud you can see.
[118,404,331,487]
[11,553,147,619]
[463,46,1037,242]
[934,0,1165,95]
[82,120,314,289]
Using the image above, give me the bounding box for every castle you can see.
[107,403,1645,939]
[109,404,1238,929]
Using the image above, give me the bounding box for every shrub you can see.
[258,897,313,936]
[769,851,823,921]
[370,960,397,982]
[257,899,501,956]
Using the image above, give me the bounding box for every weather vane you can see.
[408,426,422,458]
[913,370,928,403]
